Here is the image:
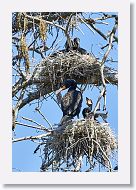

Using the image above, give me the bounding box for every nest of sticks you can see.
[32,50,118,94]
[40,118,117,172]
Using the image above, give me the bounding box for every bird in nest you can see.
[82,97,108,122]
[65,37,88,55]
[51,37,88,57]
[82,97,94,119]
[56,79,83,124]
[72,37,88,54]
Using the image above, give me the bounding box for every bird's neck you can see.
[88,105,92,111]
[68,86,76,91]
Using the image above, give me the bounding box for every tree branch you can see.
[12,132,51,143]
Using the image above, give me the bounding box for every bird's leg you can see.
[103,89,107,111]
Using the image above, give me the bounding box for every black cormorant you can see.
[82,97,93,119]
[56,79,83,121]
[72,38,80,50]
[72,37,88,54]
[82,97,108,122]
[51,37,88,57]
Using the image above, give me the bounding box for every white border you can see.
[0,0,130,184]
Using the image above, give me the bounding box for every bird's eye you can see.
[61,85,67,90]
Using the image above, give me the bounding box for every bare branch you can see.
[101,22,118,66]
[12,132,51,143]
[35,108,53,129]
[77,15,95,34]
[15,121,51,132]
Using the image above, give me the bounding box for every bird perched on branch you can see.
[56,79,83,124]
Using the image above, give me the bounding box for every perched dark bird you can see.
[82,97,93,119]
[51,37,88,57]
[72,37,80,50]
[72,37,88,54]
[82,97,108,122]
[56,79,83,121]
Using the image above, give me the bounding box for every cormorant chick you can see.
[73,38,88,54]
[82,97,93,119]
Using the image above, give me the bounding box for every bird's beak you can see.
[87,100,92,105]
[55,85,66,95]
[86,97,92,106]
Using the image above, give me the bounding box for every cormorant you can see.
[72,38,80,50]
[82,97,108,122]
[56,79,83,122]
[82,97,93,119]
[72,37,88,54]
[51,37,88,57]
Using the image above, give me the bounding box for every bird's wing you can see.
[61,91,73,114]
[61,90,82,117]
[78,47,87,54]
[70,91,82,117]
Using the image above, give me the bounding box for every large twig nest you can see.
[33,51,118,93]
[40,119,117,172]
[13,50,118,109]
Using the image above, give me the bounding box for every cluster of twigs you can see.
[39,119,117,172]
[32,50,117,116]
[33,50,118,87]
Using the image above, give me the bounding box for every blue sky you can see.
[12,12,118,172]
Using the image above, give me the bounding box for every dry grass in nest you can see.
[40,119,117,172]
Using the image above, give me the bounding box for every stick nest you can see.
[33,51,118,94]
[40,119,117,172]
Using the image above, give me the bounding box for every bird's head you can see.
[86,97,93,107]
[73,37,80,44]
[55,79,77,94]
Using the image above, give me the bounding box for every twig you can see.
[22,116,43,126]
[101,22,118,66]
[12,89,26,130]
[77,15,95,34]
[12,132,51,143]
[35,108,53,129]
[93,87,105,114]
[25,14,66,32]
[92,139,113,171]
[74,154,83,172]
[89,23,107,40]
[15,121,51,132]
